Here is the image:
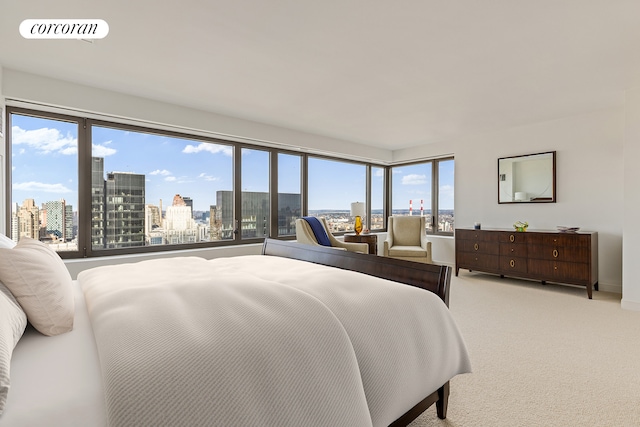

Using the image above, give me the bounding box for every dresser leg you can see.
[541,280,546,285]
[587,284,593,299]
[594,282,599,291]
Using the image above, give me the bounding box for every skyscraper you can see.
[43,199,66,240]
[105,171,146,249]
[91,157,106,248]
[165,194,197,244]
[215,191,300,239]
[14,198,40,241]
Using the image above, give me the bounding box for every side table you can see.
[344,233,378,255]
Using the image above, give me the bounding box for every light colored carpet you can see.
[409,272,640,427]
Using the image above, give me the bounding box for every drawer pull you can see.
[510,259,515,268]
[474,243,479,251]
[553,249,558,258]
[510,234,515,242]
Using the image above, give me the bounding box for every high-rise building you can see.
[10,203,19,244]
[65,204,74,242]
[216,191,235,239]
[145,204,162,229]
[182,196,193,218]
[278,193,301,236]
[44,199,66,240]
[144,204,164,245]
[209,205,223,241]
[215,191,300,239]
[105,171,146,249]
[91,157,106,248]
[165,194,197,244]
[14,199,40,241]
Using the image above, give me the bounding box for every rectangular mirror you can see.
[498,151,556,203]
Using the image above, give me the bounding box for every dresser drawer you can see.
[458,239,500,255]
[528,244,590,262]
[498,231,527,244]
[499,242,528,257]
[538,233,591,247]
[457,252,500,271]
[499,256,528,274]
[527,260,591,283]
[456,229,501,242]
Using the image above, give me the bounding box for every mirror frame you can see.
[498,151,556,204]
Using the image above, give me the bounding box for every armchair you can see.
[295,217,369,254]
[383,216,432,263]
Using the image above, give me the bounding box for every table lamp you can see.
[350,202,365,235]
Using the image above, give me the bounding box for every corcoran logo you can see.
[19,19,109,39]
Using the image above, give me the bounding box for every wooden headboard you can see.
[261,238,451,307]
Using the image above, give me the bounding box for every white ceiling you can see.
[1,0,639,151]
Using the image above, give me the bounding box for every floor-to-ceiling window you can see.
[307,157,366,233]
[90,123,234,250]
[6,107,454,258]
[277,153,302,237]
[240,148,270,239]
[8,112,81,255]
[370,166,385,231]
[390,157,454,235]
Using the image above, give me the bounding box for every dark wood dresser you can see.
[455,228,598,298]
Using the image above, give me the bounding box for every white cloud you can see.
[12,126,78,155]
[183,143,232,157]
[13,181,72,193]
[164,176,177,182]
[198,173,220,182]
[150,169,172,176]
[92,142,117,157]
[402,174,428,185]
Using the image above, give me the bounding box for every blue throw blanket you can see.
[302,217,332,247]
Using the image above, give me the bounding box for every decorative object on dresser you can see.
[455,228,598,298]
[513,221,528,232]
[344,232,378,255]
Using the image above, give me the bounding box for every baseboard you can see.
[621,298,640,311]
[597,282,622,295]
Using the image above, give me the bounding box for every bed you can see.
[1,238,470,427]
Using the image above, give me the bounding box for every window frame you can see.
[389,156,455,236]
[5,106,394,258]
[306,154,369,235]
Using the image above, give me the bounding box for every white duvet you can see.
[78,255,470,427]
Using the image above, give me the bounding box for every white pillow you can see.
[0,233,16,249]
[0,282,27,414]
[0,237,74,336]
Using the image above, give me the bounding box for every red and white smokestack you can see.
[409,199,413,216]
[420,199,424,216]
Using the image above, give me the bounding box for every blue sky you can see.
[11,113,454,212]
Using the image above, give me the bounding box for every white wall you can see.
[394,107,625,295]
[622,89,640,310]
[1,68,392,164]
